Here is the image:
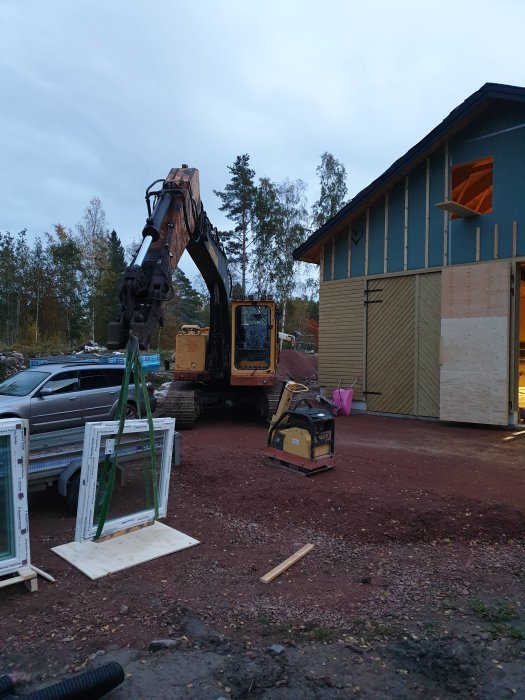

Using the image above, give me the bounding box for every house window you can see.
[450,157,493,218]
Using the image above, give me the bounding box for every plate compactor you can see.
[264,381,335,476]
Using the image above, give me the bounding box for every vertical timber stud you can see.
[320,245,325,281]
[476,226,481,262]
[494,224,499,259]
[444,142,449,266]
[404,177,409,271]
[365,208,370,276]
[331,238,335,279]
[425,158,430,269]
[510,263,518,420]
[512,221,518,258]
[384,193,389,274]
[347,227,351,277]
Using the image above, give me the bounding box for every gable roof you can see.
[294,82,525,263]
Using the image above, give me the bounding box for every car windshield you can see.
[0,371,51,396]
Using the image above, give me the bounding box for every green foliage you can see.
[213,154,256,295]
[93,230,127,345]
[311,151,348,230]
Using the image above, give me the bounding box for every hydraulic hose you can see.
[10,662,125,700]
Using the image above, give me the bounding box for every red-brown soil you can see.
[1,352,524,698]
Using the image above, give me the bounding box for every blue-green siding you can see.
[428,148,445,267]
[350,215,366,277]
[334,231,348,278]
[449,104,525,264]
[323,243,332,281]
[368,200,385,275]
[387,181,405,273]
[322,101,525,280]
[407,163,427,270]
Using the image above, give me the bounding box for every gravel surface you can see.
[1,352,524,698]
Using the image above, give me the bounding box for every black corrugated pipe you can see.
[8,662,125,700]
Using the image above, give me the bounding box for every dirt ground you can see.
[1,352,525,698]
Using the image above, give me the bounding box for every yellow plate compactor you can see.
[264,381,335,476]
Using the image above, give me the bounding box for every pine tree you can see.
[213,154,256,296]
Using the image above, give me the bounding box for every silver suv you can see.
[0,363,157,433]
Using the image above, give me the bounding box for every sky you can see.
[1,0,525,280]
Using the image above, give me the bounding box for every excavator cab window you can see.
[234,304,271,370]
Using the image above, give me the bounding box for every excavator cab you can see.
[230,300,278,387]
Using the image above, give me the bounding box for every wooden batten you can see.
[383,192,389,274]
[494,223,499,259]
[347,228,351,277]
[512,220,518,258]
[443,142,449,266]
[425,158,430,269]
[365,209,370,276]
[403,177,409,271]
[476,226,481,262]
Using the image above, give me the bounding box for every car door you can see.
[30,370,82,432]
[80,368,124,422]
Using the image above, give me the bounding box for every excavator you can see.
[107,166,280,428]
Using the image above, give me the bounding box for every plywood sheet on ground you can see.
[52,521,199,580]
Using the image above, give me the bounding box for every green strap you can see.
[94,336,159,539]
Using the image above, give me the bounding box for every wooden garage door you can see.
[440,261,510,425]
[366,276,416,414]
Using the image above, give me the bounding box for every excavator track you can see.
[157,384,200,430]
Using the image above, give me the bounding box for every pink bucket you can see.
[333,388,353,416]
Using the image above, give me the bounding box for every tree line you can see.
[0,152,347,352]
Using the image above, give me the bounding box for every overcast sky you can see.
[1,0,524,279]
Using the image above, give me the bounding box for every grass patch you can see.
[469,599,517,623]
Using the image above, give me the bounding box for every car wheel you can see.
[125,403,138,419]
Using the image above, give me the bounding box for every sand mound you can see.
[276,349,318,383]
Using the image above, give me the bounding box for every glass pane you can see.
[92,430,166,530]
[0,435,15,561]
[234,305,271,370]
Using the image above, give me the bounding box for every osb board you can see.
[319,279,364,398]
[366,276,416,414]
[441,260,510,319]
[417,273,441,418]
[440,316,509,425]
[52,521,199,580]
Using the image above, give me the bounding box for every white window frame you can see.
[75,418,175,543]
[0,419,30,576]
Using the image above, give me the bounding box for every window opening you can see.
[450,157,493,218]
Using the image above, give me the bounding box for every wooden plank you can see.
[512,220,517,258]
[494,223,499,259]
[30,565,56,583]
[425,159,430,269]
[444,142,449,266]
[404,177,409,271]
[260,544,314,584]
[0,567,38,592]
[384,192,389,273]
[436,201,479,217]
[476,226,481,262]
[364,209,369,276]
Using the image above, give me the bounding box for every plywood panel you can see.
[440,262,510,425]
[366,276,416,414]
[319,279,364,399]
[417,273,441,417]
